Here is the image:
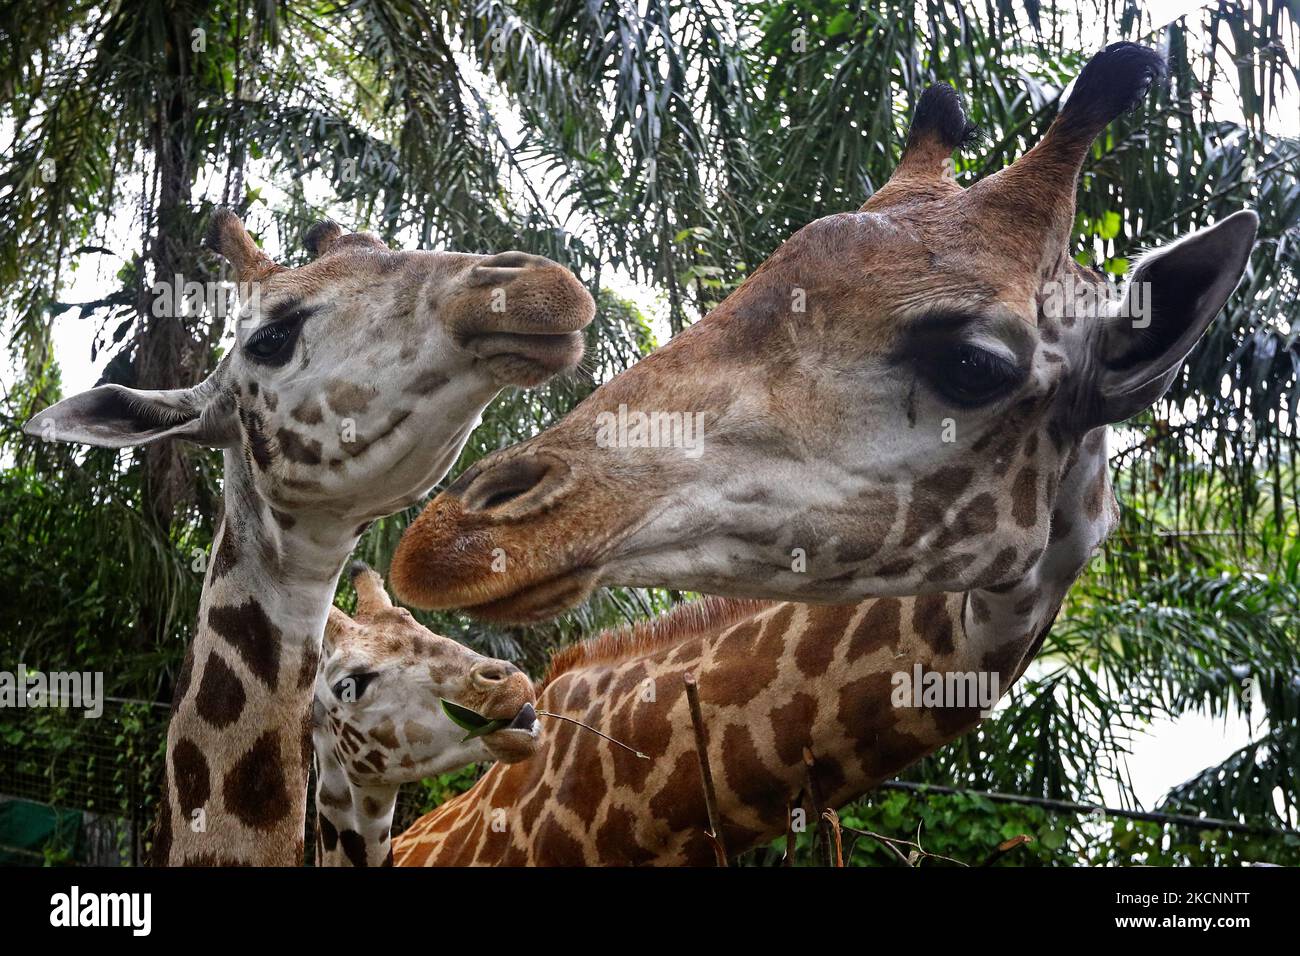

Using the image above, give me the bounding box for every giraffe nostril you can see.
[460,453,571,518]
[471,661,514,686]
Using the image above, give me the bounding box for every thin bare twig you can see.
[534,711,648,759]
[839,824,969,868]
[783,796,798,867]
[980,834,1034,867]
[803,747,835,867]
[683,673,729,866]
[822,808,845,867]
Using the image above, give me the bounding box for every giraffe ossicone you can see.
[313,562,538,867]
[24,210,593,865]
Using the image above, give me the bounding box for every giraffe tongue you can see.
[507,703,537,731]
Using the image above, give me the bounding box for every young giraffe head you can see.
[388,44,1257,622]
[313,563,538,866]
[25,211,594,525]
[316,563,540,781]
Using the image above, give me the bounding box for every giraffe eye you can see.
[927,344,1024,408]
[245,315,305,365]
[331,671,379,702]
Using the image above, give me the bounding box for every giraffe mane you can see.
[538,596,775,691]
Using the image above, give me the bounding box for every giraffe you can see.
[388,589,1031,866]
[389,404,1116,865]
[24,211,593,865]
[387,44,1256,630]
[312,562,538,867]
[383,44,1257,863]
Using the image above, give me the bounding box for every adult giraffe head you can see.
[389,43,1257,623]
[26,210,593,526]
[23,210,592,865]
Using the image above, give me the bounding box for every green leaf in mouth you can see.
[441,698,511,742]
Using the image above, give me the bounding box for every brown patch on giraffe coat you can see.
[290,397,325,425]
[194,652,246,728]
[984,546,1021,588]
[270,508,296,530]
[207,599,282,690]
[472,807,512,864]
[834,491,898,563]
[326,380,374,416]
[926,551,976,581]
[594,805,657,866]
[1084,473,1107,520]
[554,717,607,826]
[240,408,274,469]
[546,712,579,777]
[720,724,789,828]
[770,691,817,766]
[319,814,339,851]
[223,730,292,831]
[846,597,903,661]
[441,811,487,866]
[533,814,587,866]
[276,427,323,465]
[794,605,854,678]
[339,829,369,867]
[912,594,955,655]
[296,641,320,691]
[318,787,351,812]
[837,671,929,780]
[370,718,400,750]
[934,492,998,548]
[647,750,707,831]
[981,641,1028,689]
[1011,466,1040,527]
[404,721,434,745]
[211,524,239,578]
[811,754,848,804]
[171,738,210,817]
[901,465,974,542]
[930,699,983,737]
[697,606,790,708]
[171,642,197,708]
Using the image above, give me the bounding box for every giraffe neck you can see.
[311,724,398,867]
[392,430,1115,866]
[963,426,1114,682]
[153,450,359,866]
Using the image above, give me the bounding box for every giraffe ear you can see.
[1089,210,1258,425]
[23,381,238,449]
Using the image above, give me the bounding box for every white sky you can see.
[11,1,1299,818]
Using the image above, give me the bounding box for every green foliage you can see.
[741,788,1300,866]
